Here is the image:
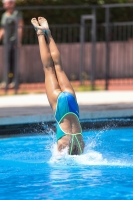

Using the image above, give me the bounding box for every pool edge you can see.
[0,109,133,126]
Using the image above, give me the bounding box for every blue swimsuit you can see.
[54,92,83,154]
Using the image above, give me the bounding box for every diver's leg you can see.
[8,41,16,88]
[31,18,61,111]
[38,17,76,98]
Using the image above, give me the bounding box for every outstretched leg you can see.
[31,18,61,111]
[38,17,76,98]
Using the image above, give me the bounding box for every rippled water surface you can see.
[0,127,133,200]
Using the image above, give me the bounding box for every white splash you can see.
[47,129,133,167]
[48,140,107,166]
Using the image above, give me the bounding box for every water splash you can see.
[48,128,133,167]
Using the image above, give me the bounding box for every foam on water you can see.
[49,143,133,167]
[0,127,132,168]
[48,128,133,167]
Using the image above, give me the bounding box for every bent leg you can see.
[31,18,61,111]
[38,17,76,98]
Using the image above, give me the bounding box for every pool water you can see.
[0,127,133,200]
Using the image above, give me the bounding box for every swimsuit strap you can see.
[75,135,83,155]
[65,133,82,136]
[70,135,74,155]
[68,133,83,155]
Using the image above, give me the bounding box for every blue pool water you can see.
[0,126,133,200]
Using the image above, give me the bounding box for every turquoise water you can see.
[0,127,133,199]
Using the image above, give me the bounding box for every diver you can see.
[31,17,85,155]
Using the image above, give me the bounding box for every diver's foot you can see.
[38,17,51,36]
[31,18,43,35]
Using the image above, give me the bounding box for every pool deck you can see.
[0,91,133,126]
